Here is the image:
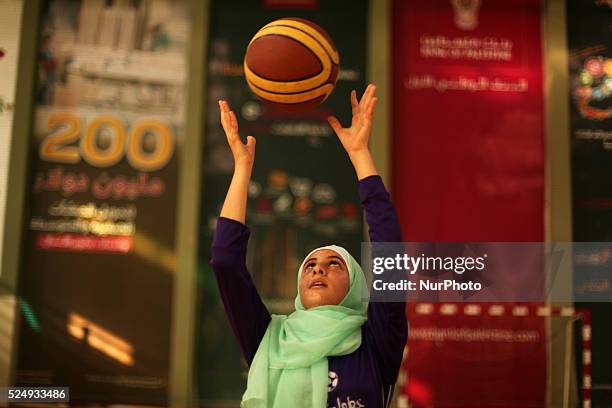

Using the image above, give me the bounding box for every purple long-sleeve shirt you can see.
[211,175,407,408]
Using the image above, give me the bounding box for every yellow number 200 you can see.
[39,112,175,172]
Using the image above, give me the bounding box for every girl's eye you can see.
[306,263,315,269]
[330,261,339,266]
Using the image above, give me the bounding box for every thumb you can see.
[327,116,343,136]
[246,135,256,153]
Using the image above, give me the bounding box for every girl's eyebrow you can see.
[304,254,345,266]
[328,255,346,266]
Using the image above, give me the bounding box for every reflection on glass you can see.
[67,312,134,366]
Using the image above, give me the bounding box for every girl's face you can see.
[299,249,350,309]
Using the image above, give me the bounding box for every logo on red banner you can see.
[36,233,132,253]
[450,0,481,30]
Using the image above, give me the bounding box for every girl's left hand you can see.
[327,84,377,157]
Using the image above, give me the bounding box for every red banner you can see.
[391,0,546,406]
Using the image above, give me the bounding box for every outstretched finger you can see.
[359,84,375,111]
[366,97,378,118]
[327,116,344,136]
[220,100,233,130]
[220,100,232,116]
[350,90,359,115]
[219,100,228,132]
[229,110,239,137]
[364,93,376,113]
[361,84,376,113]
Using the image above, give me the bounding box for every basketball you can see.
[244,18,340,110]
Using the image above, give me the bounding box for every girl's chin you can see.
[301,292,340,309]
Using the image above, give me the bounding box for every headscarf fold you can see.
[241,245,368,408]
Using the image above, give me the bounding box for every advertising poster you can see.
[197,0,368,403]
[16,0,190,404]
[392,0,546,406]
[0,0,23,387]
[567,0,612,405]
[0,0,23,276]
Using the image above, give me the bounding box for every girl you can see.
[211,85,407,408]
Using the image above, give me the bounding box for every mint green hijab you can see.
[241,245,368,408]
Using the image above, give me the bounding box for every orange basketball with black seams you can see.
[244,17,340,110]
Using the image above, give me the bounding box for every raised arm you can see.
[328,86,407,387]
[328,84,379,181]
[328,84,403,242]
[211,101,270,364]
[219,100,256,223]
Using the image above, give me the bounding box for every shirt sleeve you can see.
[210,216,271,365]
[358,175,408,385]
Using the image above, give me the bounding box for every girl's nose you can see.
[313,266,326,275]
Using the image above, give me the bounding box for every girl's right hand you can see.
[219,100,256,168]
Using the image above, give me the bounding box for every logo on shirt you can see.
[328,371,339,392]
[330,396,365,408]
